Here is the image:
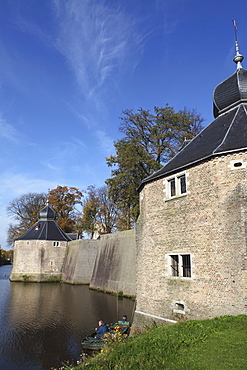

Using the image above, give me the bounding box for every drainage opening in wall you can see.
[173,302,186,314]
[176,303,184,311]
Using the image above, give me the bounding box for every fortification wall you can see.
[89,229,136,297]
[61,239,100,284]
[10,240,67,282]
[10,230,137,294]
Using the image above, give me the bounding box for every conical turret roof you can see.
[15,202,72,241]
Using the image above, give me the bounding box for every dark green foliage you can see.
[106,105,204,229]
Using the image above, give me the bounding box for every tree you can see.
[6,192,47,245]
[0,248,13,265]
[81,185,119,238]
[48,186,83,233]
[6,186,84,245]
[95,185,119,234]
[80,185,99,238]
[106,105,204,228]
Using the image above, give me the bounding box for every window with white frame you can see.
[53,241,60,247]
[165,173,187,200]
[169,254,191,278]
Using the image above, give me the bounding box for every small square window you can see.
[169,254,191,278]
[53,241,60,247]
[165,172,187,200]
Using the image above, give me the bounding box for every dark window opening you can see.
[179,174,187,194]
[171,255,179,276]
[182,254,191,277]
[167,173,187,198]
[169,178,176,197]
[169,254,191,278]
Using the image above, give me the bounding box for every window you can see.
[165,173,187,199]
[171,255,179,276]
[169,254,191,278]
[53,241,60,247]
[179,174,187,194]
[169,178,176,197]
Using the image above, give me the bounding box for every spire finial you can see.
[232,19,244,69]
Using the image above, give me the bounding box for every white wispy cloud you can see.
[0,172,56,200]
[0,116,22,144]
[53,0,145,105]
[95,130,114,156]
[40,137,87,174]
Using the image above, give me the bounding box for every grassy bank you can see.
[64,315,247,369]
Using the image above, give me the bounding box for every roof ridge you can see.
[213,105,240,154]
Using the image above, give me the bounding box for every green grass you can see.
[65,315,247,369]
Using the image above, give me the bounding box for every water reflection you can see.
[0,266,135,370]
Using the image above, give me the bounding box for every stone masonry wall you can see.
[10,240,67,282]
[133,152,247,330]
[90,230,136,297]
[61,239,99,284]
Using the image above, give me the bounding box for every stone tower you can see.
[133,29,247,329]
[10,202,72,282]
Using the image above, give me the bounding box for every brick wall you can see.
[133,152,247,330]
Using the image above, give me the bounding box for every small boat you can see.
[81,318,130,351]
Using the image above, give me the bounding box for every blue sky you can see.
[0,0,246,248]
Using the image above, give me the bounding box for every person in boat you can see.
[118,315,128,324]
[94,320,108,339]
[109,315,130,334]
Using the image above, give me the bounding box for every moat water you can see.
[0,265,135,370]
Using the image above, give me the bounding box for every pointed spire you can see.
[232,19,244,69]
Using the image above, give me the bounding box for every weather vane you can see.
[232,19,244,68]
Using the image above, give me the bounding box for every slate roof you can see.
[138,57,247,191]
[15,203,72,242]
[213,68,247,118]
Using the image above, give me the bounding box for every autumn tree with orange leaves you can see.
[48,186,83,234]
[6,186,83,245]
